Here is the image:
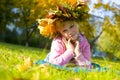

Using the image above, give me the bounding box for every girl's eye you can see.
[70,25,74,28]
[63,29,67,33]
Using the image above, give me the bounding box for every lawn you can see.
[0,42,120,80]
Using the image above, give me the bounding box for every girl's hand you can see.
[74,40,81,57]
[62,38,75,53]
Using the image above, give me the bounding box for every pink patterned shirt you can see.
[47,34,91,68]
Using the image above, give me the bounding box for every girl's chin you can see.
[69,38,77,43]
[70,38,76,41]
[70,36,78,41]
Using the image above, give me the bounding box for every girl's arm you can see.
[48,38,74,66]
[74,36,91,67]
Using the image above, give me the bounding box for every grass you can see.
[0,42,120,80]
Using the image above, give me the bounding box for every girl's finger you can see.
[76,41,80,48]
[74,40,80,54]
[68,39,72,45]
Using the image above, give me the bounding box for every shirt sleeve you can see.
[75,36,91,68]
[48,38,74,66]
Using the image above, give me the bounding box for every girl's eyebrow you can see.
[69,24,74,28]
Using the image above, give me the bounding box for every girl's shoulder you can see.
[79,33,90,47]
[79,33,88,43]
[79,32,84,37]
[52,36,63,44]
[51,36,65,49]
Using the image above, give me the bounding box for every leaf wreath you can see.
[46,2,90,21]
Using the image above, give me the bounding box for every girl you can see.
[37,3,91,69]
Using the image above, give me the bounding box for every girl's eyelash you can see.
[70,25,74,28]
[62,25,74,32]
[63,30,67,32]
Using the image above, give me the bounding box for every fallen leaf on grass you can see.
[16,57,32,72]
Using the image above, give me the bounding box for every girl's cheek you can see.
[63,34,68,39]
[64,34,68,37]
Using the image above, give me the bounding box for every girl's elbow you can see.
[49,58,65,66]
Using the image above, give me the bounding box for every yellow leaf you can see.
[16,57,32,72]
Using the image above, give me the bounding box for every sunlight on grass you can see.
[0,42,120,80]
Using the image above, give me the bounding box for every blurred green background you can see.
[0,0,120,60]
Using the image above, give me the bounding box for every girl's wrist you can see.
[67,49,74,54]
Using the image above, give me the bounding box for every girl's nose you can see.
[68,29,72,35]
[68,32,72,37]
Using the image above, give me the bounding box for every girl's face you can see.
[58,21,79,41]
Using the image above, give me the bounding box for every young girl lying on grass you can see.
[37,1,91,69]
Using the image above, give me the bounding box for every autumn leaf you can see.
[16,57,32,72]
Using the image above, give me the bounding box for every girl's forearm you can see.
[74,53,91,66]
